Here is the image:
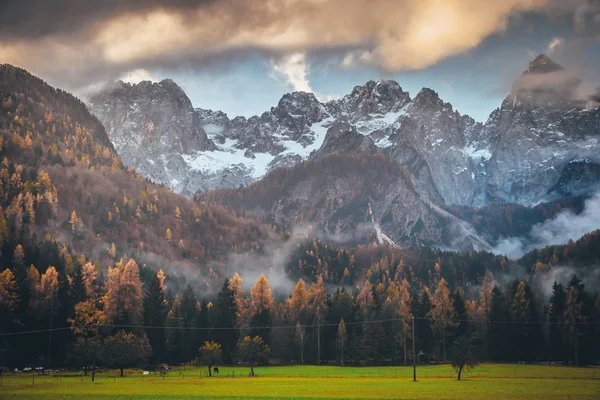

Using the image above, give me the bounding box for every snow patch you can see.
[463,144,492,161]
[354,108,407,139]
[202,124,224,136]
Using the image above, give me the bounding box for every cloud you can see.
[0,0,553,93]
[120,69,158,84]
[269,52,340,102]
[340,50,377,69]
[493,192,600,259]
[547,37,564,53]
[270,53,313,93]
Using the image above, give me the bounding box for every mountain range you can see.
[87,55,600,248]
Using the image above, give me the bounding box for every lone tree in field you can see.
[450,335,479,381]
[103,331,151,377]
[199,341,222,377]
[236,336,270,377]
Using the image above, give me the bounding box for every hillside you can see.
[0,64,269,283]
[200,152,457,248]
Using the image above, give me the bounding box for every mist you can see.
[532,265,600,302]
[492,192,600,259]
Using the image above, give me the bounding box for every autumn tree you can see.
[512,280,542,362]
[228,273,247,325]
[104,258,144,325]
[431,278,454,361]
[81,262,99,300]
[0,269,19,316]
[199,341,222,377]
[357,280,379,360]
[30,266,60,364]
[288,278,309,363]
[69,210,84,237]
[250,275,274,344]
[236,336,270,377]
[397,279,413,365]
[310,275,327,364]
[103,331,151,377]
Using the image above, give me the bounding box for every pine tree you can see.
[413,287,434,362]
[452,289,468,340]
[180,285,199,360]
[487,287,509,362]
[143,270,168,364]
[213,278,238,363]
[512,281,542,362]
[547,281,566,363]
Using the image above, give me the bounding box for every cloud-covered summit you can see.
[2,0,586,93]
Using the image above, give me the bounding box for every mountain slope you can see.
[0,64,268,283]
[201,152,490,249]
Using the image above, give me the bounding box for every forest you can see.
[0,64,599,374]
[1,243,599,372]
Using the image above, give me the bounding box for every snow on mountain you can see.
[89,56,600,210]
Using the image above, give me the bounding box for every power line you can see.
[1,316,598,337]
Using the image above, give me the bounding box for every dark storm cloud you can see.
[0,0,218,39]
[2,0,596,97]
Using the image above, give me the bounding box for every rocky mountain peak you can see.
[510,54,580,108]
[329,79,410,118]
[411,87,446,112]
[273,91,328,120]
[526,54,563,74]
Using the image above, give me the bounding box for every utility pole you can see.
[412,316,416,382]
[317,320,321,365]
[92,320,99,382]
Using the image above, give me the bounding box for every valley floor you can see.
[1,364,599,399]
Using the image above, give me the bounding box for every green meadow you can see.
[1,364,599,399]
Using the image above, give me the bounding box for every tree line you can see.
[1,246,598,372]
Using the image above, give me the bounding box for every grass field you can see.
[1,364,599,399]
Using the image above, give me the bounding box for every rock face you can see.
[89,80,215,195]
[481,55,600,204]
[89,55,600,247]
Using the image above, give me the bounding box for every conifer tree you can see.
[547,281,566,362]
[214,278,238,363]
[143,270,168,363]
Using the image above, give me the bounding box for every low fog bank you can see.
[492,192,600,259]
[533,265,600,302]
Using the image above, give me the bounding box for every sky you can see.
[1,0,600,122]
